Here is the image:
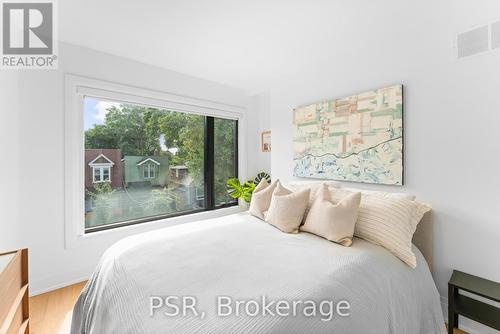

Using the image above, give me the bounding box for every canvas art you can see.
[293,85,403,185]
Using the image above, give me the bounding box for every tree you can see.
[214,118,237,203]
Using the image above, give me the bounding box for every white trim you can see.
[92,165,111,183]
[64,74,248,249]
[137,157,160,166]
[88,153,115,166]
[73,75,245,119]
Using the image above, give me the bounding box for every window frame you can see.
[65,75,247,249]
[143,164,155,179]
[92,166,111,183]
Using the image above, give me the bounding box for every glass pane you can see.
[214,118,238,206]
[103,168,110,181]
[84,97,205,230]
[94,168,101,181]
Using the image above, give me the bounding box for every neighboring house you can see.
[169,165,203,208]
[85,149,123,189]
[169,165,192,186]
[123,156,169,187]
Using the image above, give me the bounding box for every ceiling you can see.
[58,0,385,93]
[58,0,485,94]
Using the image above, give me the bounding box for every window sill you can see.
[65,204,245,249]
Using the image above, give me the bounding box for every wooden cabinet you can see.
[0,249,29,334]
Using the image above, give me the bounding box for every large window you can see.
[84,97,238,232]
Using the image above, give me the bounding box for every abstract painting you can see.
[293,85,403,185]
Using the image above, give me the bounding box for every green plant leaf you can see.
[226,178,244,199]
[242,181,256,203]
[254,172,271,185]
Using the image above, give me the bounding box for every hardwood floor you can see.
[29,281,469,334]
[29,281,86,334]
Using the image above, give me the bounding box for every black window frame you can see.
[84,115,239,234]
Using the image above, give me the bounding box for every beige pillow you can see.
[330,188,431,268]
[265,183,310,233]
[301,185,361,247]
[286,181,339,222]
[343,187,416,201]
[248,179,278,220]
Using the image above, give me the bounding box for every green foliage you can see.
[226,178,256,203]
[85,182,114,226]
[226,171,269,203]
[144,188,175,212]
[85,105,163,156]
[86,181,113,199]
[214,118,237,204]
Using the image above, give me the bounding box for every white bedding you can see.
[71,212,446,334]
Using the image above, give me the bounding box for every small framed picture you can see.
[261,131,271,152]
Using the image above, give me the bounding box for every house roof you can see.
[88,154,115,166]
[136,157,161,166]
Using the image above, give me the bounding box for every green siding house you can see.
[123,156,169,187]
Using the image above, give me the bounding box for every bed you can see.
[71,212,446,334]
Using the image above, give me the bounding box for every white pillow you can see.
[265,183,310,233]
[301,185,361,246]
[248,179,278,220]
[330,188,430,267]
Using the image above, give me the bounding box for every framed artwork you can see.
[261,131,271,152]
[292,85,403,185]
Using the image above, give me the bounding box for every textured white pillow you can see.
[248,179,278,220]
[331,188,431,268]
[265,183,310,233]
[301,185,361,246]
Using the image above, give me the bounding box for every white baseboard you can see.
[441,296,500,334]
[29,266,93,296]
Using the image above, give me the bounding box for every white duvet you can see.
[71,212,446,334]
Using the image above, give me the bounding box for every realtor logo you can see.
[1,0,58,69]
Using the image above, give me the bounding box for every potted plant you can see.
[226,172,270,208]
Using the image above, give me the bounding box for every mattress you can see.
[71,212,446,334]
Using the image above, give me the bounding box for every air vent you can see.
[457,25,489,58]
[491,21,500,50]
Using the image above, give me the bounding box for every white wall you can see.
[248,92,272,177]
[10,42,260,294]
[0,72,21,252]
[268,1,500,333]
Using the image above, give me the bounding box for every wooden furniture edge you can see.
[0,249,29,334]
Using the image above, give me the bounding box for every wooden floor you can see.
[29,281,86,334]
[29,281,468,334]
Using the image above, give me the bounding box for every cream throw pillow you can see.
[301,185,361,247]
[330,188,431,267]
[265,183,310,233]
[248,179,278,220]
[286,181,340,222]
